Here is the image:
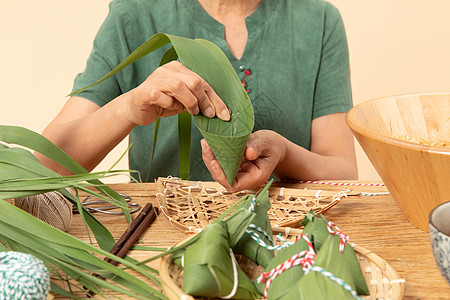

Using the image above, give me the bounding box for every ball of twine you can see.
[14,190,73,232]
[0,251,50,300]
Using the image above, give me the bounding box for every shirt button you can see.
[239,65,245,71]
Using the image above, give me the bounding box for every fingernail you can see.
[204,107,215,118]
[221,108,230,120]
[193,107,200,115]
[200,140,206,151]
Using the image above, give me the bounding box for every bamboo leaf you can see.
[0,200,166,299]
[71,33,254,185]
[178,111,191,179]
[173,37,254,185]
[0,125,131,222]
[146,45,179,182]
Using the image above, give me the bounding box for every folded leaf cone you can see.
[182,222,261,299]
[301,212,369,295]
[232,182,274,267]
[254,235,311,299]
[280,236,357,300]
[70,33,255,185]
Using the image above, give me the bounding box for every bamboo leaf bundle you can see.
[279,236,356,300]
[0,125,132,250]
[253,234,311,298]
[170,183,369,300]
[0,126,169,298]
[0,200,165,299]
[301,212,370,295]
[182,222,261,299]
[232,182,274,267]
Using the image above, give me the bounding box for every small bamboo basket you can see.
[156,177,357,231]
[160,227,405,300]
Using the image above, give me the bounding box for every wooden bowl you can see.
[346,93,450,231]
[160,227,405,300]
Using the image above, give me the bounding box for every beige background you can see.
[1,0,449,183]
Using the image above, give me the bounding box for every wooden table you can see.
[64,181,450,300]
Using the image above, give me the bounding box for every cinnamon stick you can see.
[105,202,158,265]
[87,202,158,296]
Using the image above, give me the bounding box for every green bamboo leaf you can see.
[232,190,274,268]
[68,33,171,97]
[301,213,369,295]
[146,45,179,182]
[0,125,131,222]
[183,222,261,299]
[178,111,191,179]
[254,236,310,298]
[280,236,356,300]
[177,38,254,185]
[0,144,117,250]
[0,201,166,299]
[71,33,254,185]
[146,117,160,182]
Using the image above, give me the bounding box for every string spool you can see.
[0,251,50,300]
[14,190,73,232]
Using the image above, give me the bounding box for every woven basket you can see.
[160,227,405,300]
[156,177,357,231]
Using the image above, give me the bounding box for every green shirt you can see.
[72,0,352,182]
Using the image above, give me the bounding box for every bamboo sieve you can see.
[155,177,358,232]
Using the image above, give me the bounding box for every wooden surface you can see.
[64,181,450,300]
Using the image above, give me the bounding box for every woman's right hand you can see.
[126,61,230,126]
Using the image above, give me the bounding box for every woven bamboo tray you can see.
[160,227,405,300]
[156,177,358,231]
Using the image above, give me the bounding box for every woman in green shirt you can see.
[37,0,357,192]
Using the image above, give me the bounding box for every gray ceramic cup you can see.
[429,200,450,285]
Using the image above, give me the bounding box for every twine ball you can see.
[15,190,73,232]
[0,252,50,299]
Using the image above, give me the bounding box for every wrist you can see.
[274,131,288,166]
[113,91,140,129]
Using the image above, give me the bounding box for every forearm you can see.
[274,135,358,180]
[36,94,136,174]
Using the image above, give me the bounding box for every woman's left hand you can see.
[201,130,286,193]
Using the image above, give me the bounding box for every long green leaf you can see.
[71,33,254,185]
[173,37,254,185]
[0,125,131,222]
[146,45,179,181]
[178,111,191,179]
[0,200,166,299]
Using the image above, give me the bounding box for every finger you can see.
[203,85,230,121]
[163,77,200,116]
[165,61,230,121]
[148,89,182,111]
[177,73,216,118]
[201,139,232,189]
[232,162,267,192]
[244,145,258,161]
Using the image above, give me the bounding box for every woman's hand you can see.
[126,61,230,126]
[202,112,358,192]
[201,130,286,193]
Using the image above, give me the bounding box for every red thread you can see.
[300,180,385,187]
[327,221,349,253]
[259,234,315,298]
